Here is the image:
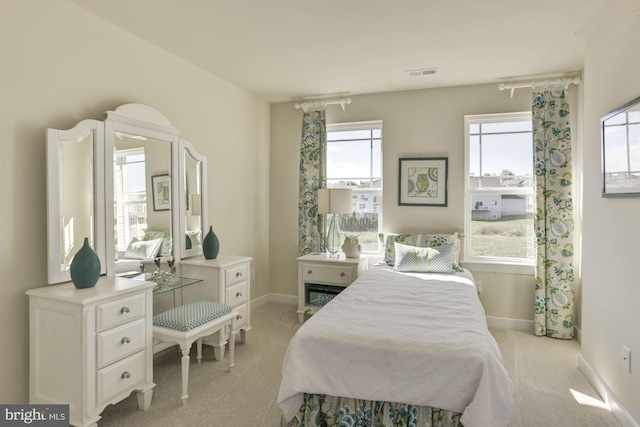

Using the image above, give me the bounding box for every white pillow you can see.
[393,242,456,274]
[123,238,163,260]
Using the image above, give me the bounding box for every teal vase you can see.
[185,234,192,250]
[202,226,219,259]
[70,237,101,289]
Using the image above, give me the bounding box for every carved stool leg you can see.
[228,321,237,370]
[196,338,203,363]
[180,347,190,405]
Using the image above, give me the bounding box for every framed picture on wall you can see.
[151,174,171,211]
[398,157,448,206]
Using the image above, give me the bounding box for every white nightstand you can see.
[297,253,368,323]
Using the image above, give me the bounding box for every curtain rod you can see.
[294,98,351,113]
[498,77,581,98]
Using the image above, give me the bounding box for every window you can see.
[464,112,535,268]
[114,148,147,252]
[326,121,382,253]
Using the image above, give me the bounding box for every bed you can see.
[278,233,514,427]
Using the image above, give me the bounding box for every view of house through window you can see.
[114,148,147,253]
[464,112,535,263]
[326,121,382,253]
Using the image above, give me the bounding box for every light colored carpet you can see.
[99,303,621,427]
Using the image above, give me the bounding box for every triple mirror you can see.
[46,104,208,284]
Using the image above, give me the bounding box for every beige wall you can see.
[581,0,640,421]
[0,0,270,403]
[270,84,546,325]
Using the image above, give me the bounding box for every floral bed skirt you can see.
[285,393,463,427]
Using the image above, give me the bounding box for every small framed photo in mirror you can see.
[151,174,171,211]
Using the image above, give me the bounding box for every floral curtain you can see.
[532,90,575,339]
[298,110,326,255]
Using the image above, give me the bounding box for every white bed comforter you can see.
[277,267,513,427]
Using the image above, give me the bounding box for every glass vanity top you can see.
[123,272,203,295]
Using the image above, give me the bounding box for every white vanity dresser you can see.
[34,104,243,425]
[27,276,155,427]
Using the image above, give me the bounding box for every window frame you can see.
[463,112,535,275]
[326,120,383,255]
[113,147,148,253]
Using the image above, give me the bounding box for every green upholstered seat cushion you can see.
[153,301,233,332]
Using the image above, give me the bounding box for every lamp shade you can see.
[317,188,352,214]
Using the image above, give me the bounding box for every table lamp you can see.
[318,188,353,256]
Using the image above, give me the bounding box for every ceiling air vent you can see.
[405,68,438,77]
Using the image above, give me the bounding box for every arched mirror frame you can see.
[179,138,208,259]
[104,104,181,276]
[46,120,106,284]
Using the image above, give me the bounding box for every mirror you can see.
[602,95,640,197]
[46,104,207,283]
[110,132,173,274]
[180,139,208,258]
[46,120,106,284]
[104,105,180,276]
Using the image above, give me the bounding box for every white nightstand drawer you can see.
[97,318,145,369]
[226,281,247,307]
[226,263,249,286]
[302,263,352,285]
[97,293,145,331]
[97,351,145,406]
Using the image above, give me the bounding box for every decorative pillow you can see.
[144,230,172,256]
[393,242,456,274]
[123,237,163,260]
[186,230,202,246]
[378,232,461,269]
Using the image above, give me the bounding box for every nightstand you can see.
[297,253,368,323]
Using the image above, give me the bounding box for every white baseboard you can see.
[486,315,534,332]
[578,354,639,427]
[251,293,296,311]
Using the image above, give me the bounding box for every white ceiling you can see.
[70,0,611,103]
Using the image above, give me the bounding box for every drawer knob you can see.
[340,272,346,277]
[120,307,131,314]
[236,291,242,297]
[121,371,131,380]
[237,314,242,320]
[236,272,243,277]
[121,337,131,345]
[308,270,313,274]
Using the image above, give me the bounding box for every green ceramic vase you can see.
[202,226,220,259]
[70,237,101,289]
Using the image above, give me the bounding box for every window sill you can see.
[461,260,534,276]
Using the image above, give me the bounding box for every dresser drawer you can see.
[97,293,145,331]
[226,281,247,307]
[97,318,145,369]
[226,263,249,286]
[302,263,352,285]
[97,351,145,406]
[233,303,248,329]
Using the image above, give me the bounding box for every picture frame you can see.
[398,157,448,206]
[151,174,171,211]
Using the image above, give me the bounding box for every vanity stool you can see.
[152,301,238,405]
